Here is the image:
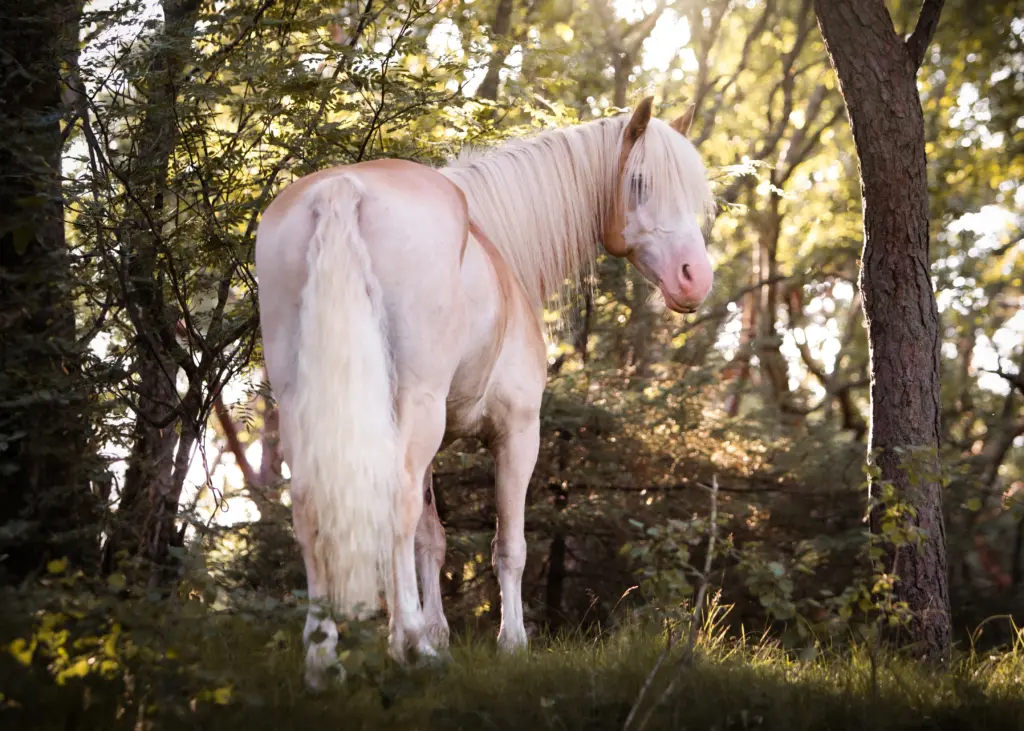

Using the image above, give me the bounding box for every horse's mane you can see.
[439,112,715,312]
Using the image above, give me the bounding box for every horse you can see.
[253,96,716,688]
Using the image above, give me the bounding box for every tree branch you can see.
[905,0,945,70]
[623,0,669,56]
[214,394,260,489]
[981,366,1024,396]
[693,0,768,146]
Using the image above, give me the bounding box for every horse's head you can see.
[603,96,715,314]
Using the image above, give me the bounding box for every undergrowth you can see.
[2,576,1023,731]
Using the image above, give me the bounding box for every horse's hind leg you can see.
[274,395,343,689]
[390,390,447,662]
[290,484,342,688]
[415,464,450,650]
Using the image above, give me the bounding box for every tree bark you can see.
[0,0,99,580]
[813,0,951,659]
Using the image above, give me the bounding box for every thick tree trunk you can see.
[813,0,951,659]
[0,0,99,580]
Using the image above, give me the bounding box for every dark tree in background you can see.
[813,0,952,658]
[0,0,99,581]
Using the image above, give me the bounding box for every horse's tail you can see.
[289,174,399,619]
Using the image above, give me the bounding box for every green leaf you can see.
[212,685,233,705]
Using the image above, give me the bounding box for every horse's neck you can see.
[444,122,619,313]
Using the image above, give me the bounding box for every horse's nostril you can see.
[681,263,692,282]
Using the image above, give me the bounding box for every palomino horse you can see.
[254,96,715,687]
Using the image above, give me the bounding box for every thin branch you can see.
[622,627,675,731]
[678,273,795,333]
[780,378,870,416]
[198,0,278,83]
[684,476,719,663]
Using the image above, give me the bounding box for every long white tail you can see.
[290,175,399,619]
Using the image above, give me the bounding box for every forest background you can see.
[1,0,1022,726]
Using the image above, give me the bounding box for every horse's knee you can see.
[416,525,445,565]
[491,532,526,574]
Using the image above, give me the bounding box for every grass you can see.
[3,595,1024,731]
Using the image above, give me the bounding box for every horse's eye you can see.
[629,174,647,206]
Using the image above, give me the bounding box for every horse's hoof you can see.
[407,642,453,672]
[305,652,346,691]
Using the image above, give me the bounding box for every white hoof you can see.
[424,620,451,650]
[304,645,345,691]
[497,628,528,653]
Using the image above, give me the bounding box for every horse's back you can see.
[257,158,469,270]
[255,159,473,407]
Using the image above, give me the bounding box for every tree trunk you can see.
[626,268,656,378]
[104,0,203,575]
[476,0,515,102]
[813,0,951,659]
[544,490,568,630]
[0,0,100,581]
[754,192,790,407]
[612,51,632,109]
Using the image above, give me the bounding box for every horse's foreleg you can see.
[415,464,451,650]
[491,414,540,652]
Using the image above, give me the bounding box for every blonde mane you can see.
[439,112,715,312]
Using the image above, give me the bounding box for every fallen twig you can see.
[622,625,676,731]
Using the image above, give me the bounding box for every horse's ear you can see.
[670,103,696,137]
[625,96,654,143]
